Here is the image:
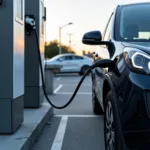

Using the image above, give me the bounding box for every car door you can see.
[71,55,84,72]
[58,55,73,72]
[58,55,81,72]
[94,13,114,106]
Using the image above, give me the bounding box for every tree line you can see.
[45,40,75,59]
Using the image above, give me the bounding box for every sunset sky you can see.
[45,0,149,55]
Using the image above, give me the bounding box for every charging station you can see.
[0,0,24,133]
[24,0,46,108]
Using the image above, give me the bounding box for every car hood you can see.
[121,42,150,55]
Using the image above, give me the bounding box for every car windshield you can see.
[48,55,62,61]
[115,3,150,42]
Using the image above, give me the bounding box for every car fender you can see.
[102,74,117,107]
[103,73,124,122]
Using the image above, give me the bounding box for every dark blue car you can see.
[82,2,150,150]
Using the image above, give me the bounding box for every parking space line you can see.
[54,115,103,118]
[54,84,63,94]
[56,92,92,95]
[51,116,68,150]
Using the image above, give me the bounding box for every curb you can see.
[0,103,53,150]
[22,104,53,150]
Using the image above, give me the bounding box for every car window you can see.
[103,13,114,41]
[58,56,72,61]
[72,56,84,60]
[64,56,72,60]
[116,3,150,42]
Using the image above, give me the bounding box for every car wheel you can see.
[104,91,126,150]
[92,84,103,115]
[79,65,90,75]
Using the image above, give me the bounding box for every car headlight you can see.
[124,47,150,74]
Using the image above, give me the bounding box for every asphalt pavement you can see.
[31,74,105,150]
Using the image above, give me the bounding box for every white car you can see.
[44,53,93,75]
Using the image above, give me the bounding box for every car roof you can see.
[57,53,84,57]
[60,53,76,56]
[50,53,81,59]
[117,2,150,7]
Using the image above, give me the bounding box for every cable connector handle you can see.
[25,15,36,35]
[25,15,36,28]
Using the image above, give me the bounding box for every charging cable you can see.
[25,16,114,109]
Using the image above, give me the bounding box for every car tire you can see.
[104,91,126,150]
[92,84,103,115]
[79,65,90,75]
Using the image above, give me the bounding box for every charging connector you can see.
[25,15,36,35]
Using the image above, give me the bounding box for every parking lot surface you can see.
[32,74,105,150]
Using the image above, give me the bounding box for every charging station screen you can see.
[16,0,23,20]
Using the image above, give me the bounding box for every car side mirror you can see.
[82,31,102,45]
[82,31,109,45]
[82,30,115,58]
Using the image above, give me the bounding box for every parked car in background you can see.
[44,53,93,75]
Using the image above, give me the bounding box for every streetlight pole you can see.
[58,22,73,54]
[59,26,62,54]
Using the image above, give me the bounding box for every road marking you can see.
[54,84,63,94]
[54,115,103,118]
[51,116,68,150]
[56,77,61,81]
[56,92,92,95]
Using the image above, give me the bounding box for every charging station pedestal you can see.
[25,0,45,108]
[0,0,24,133]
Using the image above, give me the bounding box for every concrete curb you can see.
[0,102,53,150]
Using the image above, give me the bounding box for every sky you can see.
[45,0,149,55]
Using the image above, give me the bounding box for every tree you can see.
[45,40,75,59]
